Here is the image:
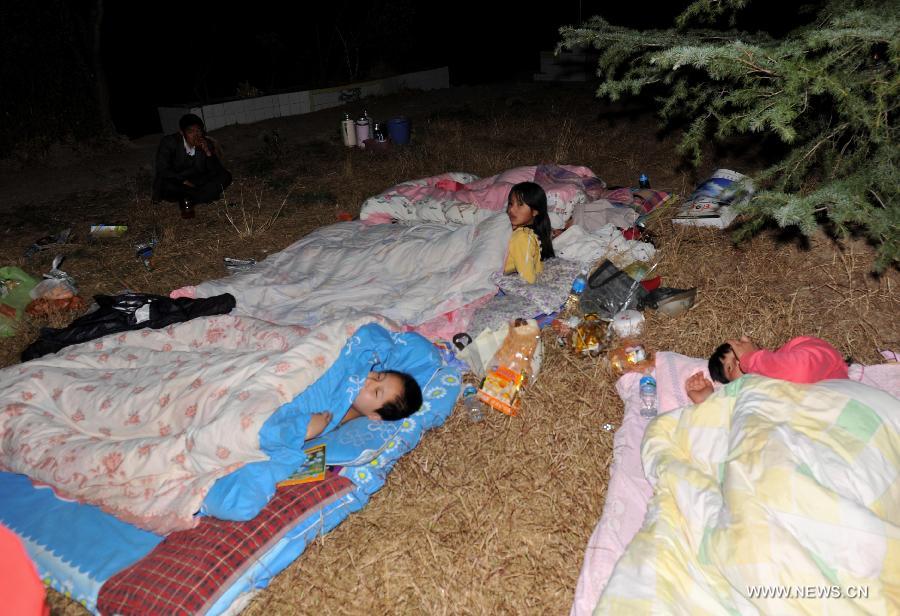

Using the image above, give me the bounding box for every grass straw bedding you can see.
[2,83,896,615]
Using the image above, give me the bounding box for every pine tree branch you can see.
[561,0,900,270]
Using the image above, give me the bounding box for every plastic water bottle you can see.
[565,268,589,314]
[639,376,657,418]
[340,113,357,147]
[462,385,485,422]
[639,173,651,189]
[355,115,370,148]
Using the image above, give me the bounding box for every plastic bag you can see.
[487,318,542,380]
[30,255,78,300]
[0,266,39,337]
[580,260,649,319]
[477,318,543,416]
[571,314,608,357]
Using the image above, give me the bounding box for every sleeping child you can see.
[685,335,849,404]
[304,369,422,439]
[202,367,422,521]
[504,182,556,284]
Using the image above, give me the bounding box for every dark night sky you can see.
[0,0,802,150]
[100,1,686,137]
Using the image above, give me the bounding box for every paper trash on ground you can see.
[672,169,754,229]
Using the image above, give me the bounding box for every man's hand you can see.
[726,335,759,359]
[685,371,714,405]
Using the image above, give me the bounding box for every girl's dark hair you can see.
[374,370,423,421]
[509,182,555,261]
[708,343,733,384]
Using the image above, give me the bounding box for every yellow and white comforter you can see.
[596,376,900,615]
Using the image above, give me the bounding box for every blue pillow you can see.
[374,330,441,392]
[306,330,440,466]
[306,416,408,466]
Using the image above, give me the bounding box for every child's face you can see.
[507,194,536,228]
[351,372,403,420]
[722,350,745,382]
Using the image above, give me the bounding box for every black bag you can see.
[22,292,236,361]
[580,261,648,319]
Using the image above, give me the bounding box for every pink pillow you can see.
[653,351,714,413]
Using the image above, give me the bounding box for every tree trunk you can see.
[90,0,116,135]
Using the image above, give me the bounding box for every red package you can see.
[640,276,662,292]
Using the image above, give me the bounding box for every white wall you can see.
[158,67,450,134]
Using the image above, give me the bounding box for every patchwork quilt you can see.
[596,376,900,615]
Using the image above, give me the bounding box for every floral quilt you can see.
[0,314,386,534]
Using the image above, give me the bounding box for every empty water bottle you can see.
[639,173,651,189]
[639,375,657,418]
[462,385,486,422]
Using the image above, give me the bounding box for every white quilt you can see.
[183,212,513,330]
[0,314,382,534]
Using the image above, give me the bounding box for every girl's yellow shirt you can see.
[504,227,543,284]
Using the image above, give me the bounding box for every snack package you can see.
[458,318,543,380]
[488,318,542,380]
[571,314,607,357]
[478,365,525,416]
[608,339,654,374]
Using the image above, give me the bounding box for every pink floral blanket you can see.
[0,314,383,534]
[359,165,606,229]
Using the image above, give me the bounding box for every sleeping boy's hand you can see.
[304,412,332,440]
[727,335,759,359]
[685,371,714,405]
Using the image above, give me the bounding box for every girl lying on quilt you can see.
[504,182,556,284]
[304,370,422,439]
[685,334,849,404]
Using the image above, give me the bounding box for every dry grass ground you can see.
[3,83,896,615]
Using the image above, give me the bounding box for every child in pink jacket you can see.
[685,335,848,404]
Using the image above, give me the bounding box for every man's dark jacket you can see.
[152,133,227,201]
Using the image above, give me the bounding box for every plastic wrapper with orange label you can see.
[476,318,542,417]
[478,365,527,416]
